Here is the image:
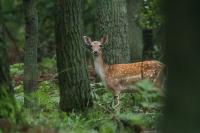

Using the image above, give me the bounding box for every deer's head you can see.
[83,36,108,57]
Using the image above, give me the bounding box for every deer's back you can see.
[105,60,164,88]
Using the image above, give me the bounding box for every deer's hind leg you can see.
[154,68,166,96]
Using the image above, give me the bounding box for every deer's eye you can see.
[86,45,92,49]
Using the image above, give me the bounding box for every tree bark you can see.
[23,0,38,93]
[55,0,92,112]
[95,0,130,64]
[126,0,144,62]
[152,25,166,61]
[143,29,154,59]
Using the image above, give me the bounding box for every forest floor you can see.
[5,59,163,133]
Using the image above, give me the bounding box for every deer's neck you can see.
[94,55,107,82]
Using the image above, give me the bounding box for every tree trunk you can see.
[126,0,144,62]
[0,28,12,92]
[95,0,130,64]
[23,0,38,93]
[23,0,38,107]
[162,0,200,133]
[152,25,166,61]
[55,0,92,112]
[143,29,154,59]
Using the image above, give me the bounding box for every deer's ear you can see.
[100,36,108,44]
[83,36,92,45]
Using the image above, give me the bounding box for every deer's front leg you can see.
[112,90,120,113]
[113,95,120,107]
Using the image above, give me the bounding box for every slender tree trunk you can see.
[23,0,38,93]
[126,0,144,62]
[95,0,130,64]
[23,0,38,106]
[55,0,92,112]
[0,28,12,92]
[143,27,165,61]
[152,25,166,61]
[162,0,200,133]
[143,29,154,59]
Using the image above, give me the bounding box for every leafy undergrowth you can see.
[2,62,163,133]
[9,80,163,133]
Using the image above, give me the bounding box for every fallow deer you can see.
[83,36,165,108]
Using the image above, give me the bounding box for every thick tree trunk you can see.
[23,0,38,93]
[162,0,200,133]
[126,0,144,62]
[95,0,130,64]
[55,0,92,112]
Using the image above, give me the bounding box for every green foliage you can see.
[37,0,56,58]
[134,80,163,112]
[0,86,18,123]
[39,57,57,74]
[1,0,24,50]
[10,63,24,76]
[1,0,14,14]
[14,84,23,106]
[35,81,59,111]
[1,0,56,61]
[138,0,164,29]
[12,79,163,132]
[99,121,117,133]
